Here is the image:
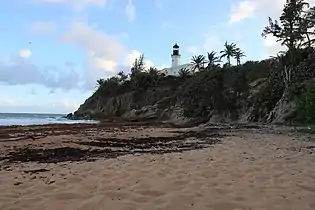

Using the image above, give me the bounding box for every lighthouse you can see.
[171,43,181,68]
[160,42,194,76]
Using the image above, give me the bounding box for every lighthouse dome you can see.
[173,43,179,48]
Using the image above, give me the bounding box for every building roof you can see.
[159,63,194,75]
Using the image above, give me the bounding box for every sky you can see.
[0,0,314,114]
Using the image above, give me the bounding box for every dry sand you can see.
[0,123,315,210]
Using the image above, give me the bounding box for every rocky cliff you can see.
[69,50,315,126]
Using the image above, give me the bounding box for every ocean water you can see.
[0,113,98,126]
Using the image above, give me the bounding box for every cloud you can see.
[91,58,117,72]
[34,0,107,10]
[59,20,127,88]
[125,0,136,22]
[34,20,164,89]
[19,49,32,58]
[0,50,79,90]
[31,21,56,34]
[229,0,257,24]
[59,21,162,88]
[60,21,125,61]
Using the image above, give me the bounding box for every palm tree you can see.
[220,41,237,65]
[206,51,221,69]
[191,55,206,72]
[234,49,246,65]
[178,68,190,79]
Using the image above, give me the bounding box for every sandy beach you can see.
[0,123,315,210]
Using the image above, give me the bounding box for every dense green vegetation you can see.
[295,81,315,123]
[91,0,315,124]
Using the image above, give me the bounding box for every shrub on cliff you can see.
[94,77,119,97]
[93,73,133,99]
[295,82,315,123]
[177,66,249,119]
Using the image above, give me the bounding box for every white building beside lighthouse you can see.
[160,43,194,76]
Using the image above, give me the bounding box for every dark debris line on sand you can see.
[0,129,225,164]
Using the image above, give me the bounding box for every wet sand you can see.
[0,123,314,210]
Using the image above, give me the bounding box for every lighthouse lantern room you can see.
[171,43,181,68]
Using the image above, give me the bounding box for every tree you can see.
[261,17,282,43]
[131,54,145,75]
[130,54,146,88]
[262,0,310,54]
[234,49,246,65]
[206,51,221,69]
[191,55,206,72]
[220,41,237,65]
[282,0,310,50]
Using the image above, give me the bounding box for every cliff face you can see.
[73,76,183,123]
[74,86,180,123]
[71,54,315,125]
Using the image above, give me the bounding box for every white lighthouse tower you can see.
[171,43,180,68]
[160,42,194,76]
